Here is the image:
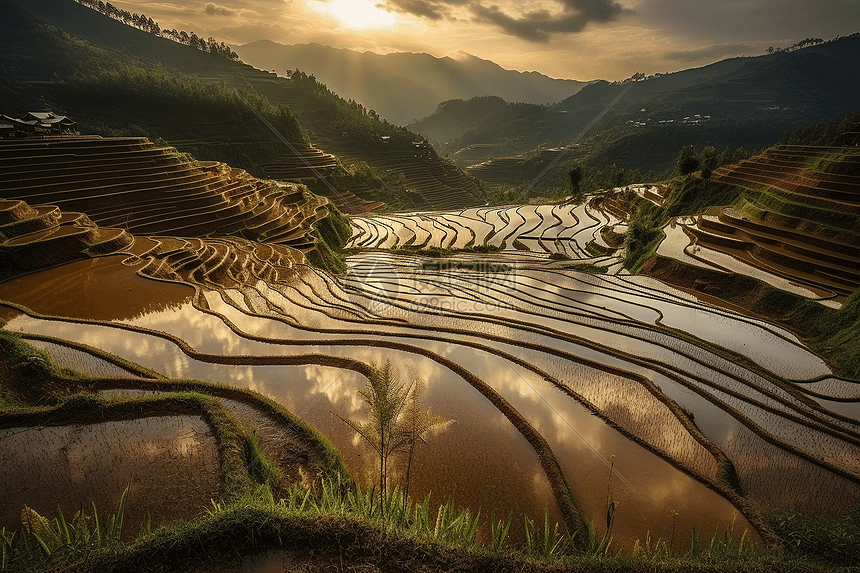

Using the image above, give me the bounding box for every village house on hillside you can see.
[0,111,77,138]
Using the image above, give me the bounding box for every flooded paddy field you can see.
[0,254,193,320]
[348,204,621,259]
[1,202,858,552]
[0,416,219,537]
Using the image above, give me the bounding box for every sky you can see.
[105,0,860,80]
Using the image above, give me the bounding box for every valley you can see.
[1,1,859,571]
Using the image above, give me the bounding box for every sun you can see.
[309,0,396,30]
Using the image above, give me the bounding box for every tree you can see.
[336,361,450,524]
[699,145,716,171]
[676,144,700,177]
[396,378,451,513]
[568,163,583,194]
[336,360,408,524]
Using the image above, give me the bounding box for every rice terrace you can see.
[1,0,860,571]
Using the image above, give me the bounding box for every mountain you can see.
[412,35,860,176]
[233,41,586,125]
[1,0,485,211]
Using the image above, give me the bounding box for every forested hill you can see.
[234,41,587,126]
[0,0,484,210]
[412,34,860,172]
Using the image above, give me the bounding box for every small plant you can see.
[335,360,409,524]
[669,509,679,554]
[433,499,480,547]
[1,487,130,571]
[605,455,619,542]
[335,361,450,524]
[523,507,573,561]
[488,509,513,554]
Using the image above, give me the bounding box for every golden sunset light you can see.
[308,0,397,30]
[2,0,860,570]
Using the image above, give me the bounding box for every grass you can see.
[1,487,133,572]
[769,504,860,567]
[307,203,352,274]
[563,263,608,275]
[7,478,853,572]
[2,332,859,571]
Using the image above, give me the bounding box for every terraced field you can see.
[2,139,859,559]
[261,147,384,215]
[348,203,624,264]
[465,148,570,187]
[0,136,333,253]
[200,72,486,211]
[331,142,485,210]
[659,146,860,303]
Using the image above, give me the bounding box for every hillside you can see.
[413,35,860,185]
[0,136,352,273]
[1,0,485,211]
[233,41,587,126]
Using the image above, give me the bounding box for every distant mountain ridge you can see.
[2,0,486,211]
[411,34,860,175]
[233,41,587,125]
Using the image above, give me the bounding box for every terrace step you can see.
[0,136,332,257]
[0,199,134,280]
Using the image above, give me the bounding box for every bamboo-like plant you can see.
[523,507,573,561]
[336,360,409,524]
[396,378,452,514]
[336,361,451,524]
[489,509,513,554]
[603,453,619,554]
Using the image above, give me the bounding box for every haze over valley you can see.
[1,0,860,571]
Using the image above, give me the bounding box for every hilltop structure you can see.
[0,111,77,137]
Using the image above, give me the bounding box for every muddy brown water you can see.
[5,311,757,550]
[0,416,219,538]
[25,339,144,378]
[6,315,564,542]
[0,255,193,321]
[2,254,839,550]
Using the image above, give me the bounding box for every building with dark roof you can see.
[0,112,77,137]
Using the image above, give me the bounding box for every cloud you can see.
[379,0,628,41]
[204,3,236,16]
[380,0,469,20]
[663,43,753,62]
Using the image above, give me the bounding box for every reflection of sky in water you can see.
[6,310,753,548]
[0,255,193,321]
[342,257,830,379]
[812,399,860,421]
[30,274,840,477]
[87,283,847,493]
[3,315,559,533]
[405,339,749,548]
[5,248,845,547]
[0,416,218,536]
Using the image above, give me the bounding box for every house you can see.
[0,112,77,136]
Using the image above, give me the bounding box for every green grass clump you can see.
[564,263,608,275]
[585,241,616,257]
[1,488,134,573]
[769,504,860,566]
[810,289,860,377]
[307,203,351,274]
[750,287,860,378]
